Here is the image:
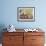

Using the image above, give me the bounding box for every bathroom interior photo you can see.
[0,0,46,46]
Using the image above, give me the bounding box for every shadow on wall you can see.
[0,24,7,43]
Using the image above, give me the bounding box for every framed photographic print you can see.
[17,7,35,22]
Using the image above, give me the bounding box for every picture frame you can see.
[17,7,35,22]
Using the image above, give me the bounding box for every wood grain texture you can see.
[2,32,45,46]
[2,32,23,46]
[24,32,45,46]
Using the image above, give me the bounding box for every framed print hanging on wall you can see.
[17,7,35,22]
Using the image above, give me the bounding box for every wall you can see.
[0,0,46,29]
